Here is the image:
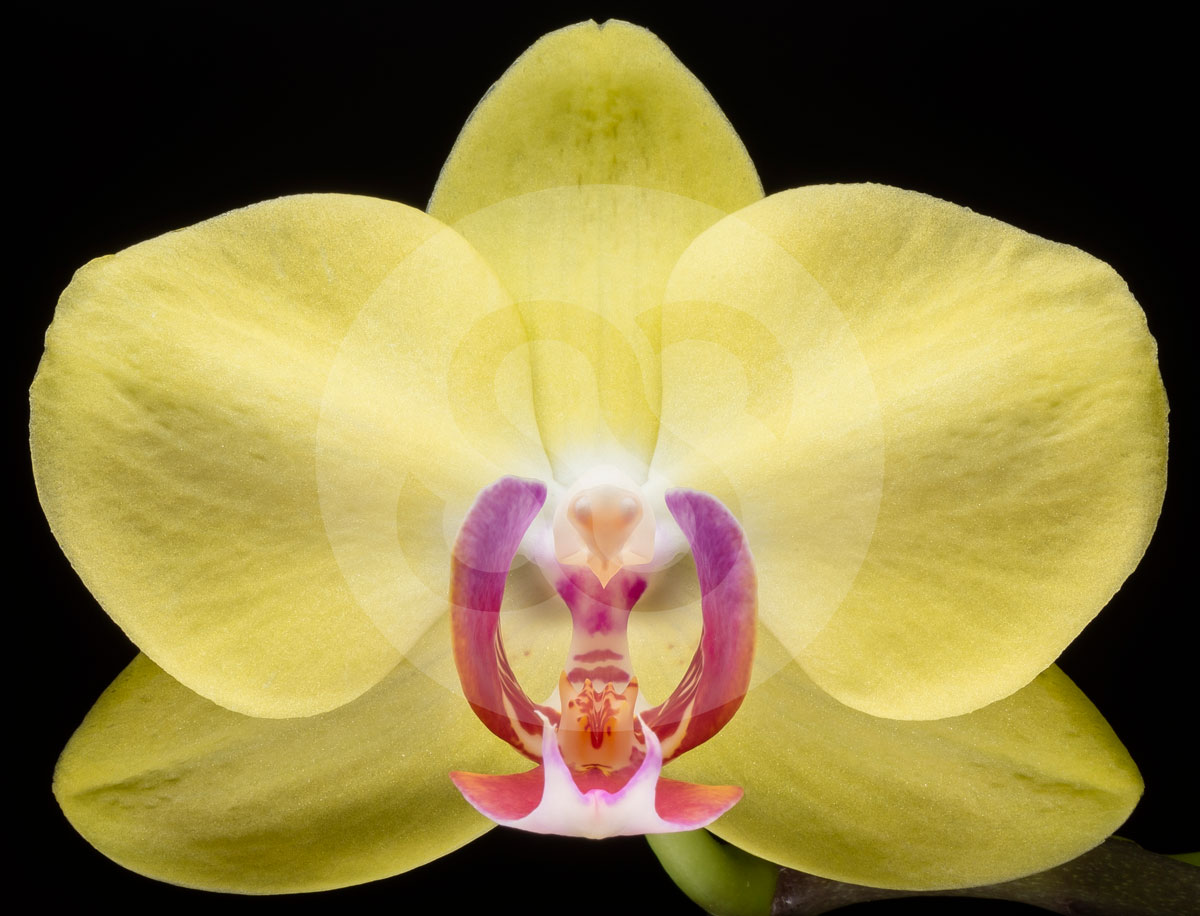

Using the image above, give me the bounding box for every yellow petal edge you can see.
[670,638,1142,889]
[428,19,763,225]
[55,655,512,893]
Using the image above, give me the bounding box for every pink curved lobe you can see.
[449,768,544,822]
[655,777,744,825]
[644,489,757,762]
[450,476,553,762]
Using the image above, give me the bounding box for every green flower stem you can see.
[646,830,778,916]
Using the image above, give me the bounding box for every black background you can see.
[14,4,1192,914]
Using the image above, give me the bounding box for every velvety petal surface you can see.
[31,195,543,717]
[663,184,1167,718]
[54,654,514,893]
[428,19,762,479]
[668,646,1142,890]
[315,222,550,662]
[450,185,729,480]
[428,19,762,224]
[650,209,884,686]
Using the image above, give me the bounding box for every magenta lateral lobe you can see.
[450,477,552,762]
[645,489,757,761]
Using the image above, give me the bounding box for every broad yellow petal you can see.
[660,184,1166,718]
[31,195,546,717]
[428,20,762,225]
[669,644,1142,889]
[55,655,512,893]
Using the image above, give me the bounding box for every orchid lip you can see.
[449,473,757,837]
[450,711,742,838]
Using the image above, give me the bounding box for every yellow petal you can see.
[650,211,884,688]
[315,218,550,662]
[428,20,762,225]
[669,640,1142,889]
[31,194,546,717]
[55,654,512,893]
[452,185,727,480]
[663,184,1167,718]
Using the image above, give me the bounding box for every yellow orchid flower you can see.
[32,17,1175,909]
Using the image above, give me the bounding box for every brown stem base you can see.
[772,838,1199,916]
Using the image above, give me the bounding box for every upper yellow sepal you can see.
[429,20,763,223]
